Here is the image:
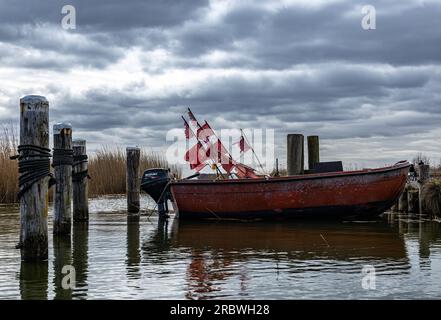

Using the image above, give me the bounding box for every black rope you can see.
[10,145,55,199]
[52,148,73,167]
[72,154,91,182]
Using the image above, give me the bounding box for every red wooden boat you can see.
[140,109,410,220]
[164,161,409,220]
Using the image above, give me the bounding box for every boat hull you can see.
[169,162,410,220]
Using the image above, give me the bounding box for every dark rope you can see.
[52,148,73,167]
[72,154,91,182]
[10,145,55,199]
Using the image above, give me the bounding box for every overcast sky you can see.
[1,0,441,171]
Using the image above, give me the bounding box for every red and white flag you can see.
[184,141,209,172]
[183,118,194,140]
[187,108,198,126]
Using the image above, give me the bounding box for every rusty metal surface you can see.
[170,162,410,218]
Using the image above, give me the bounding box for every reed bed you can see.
[422,180,441,219]
[88,146,181,197]
[0,125,18,203]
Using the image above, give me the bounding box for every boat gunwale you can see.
[171,161,410,186]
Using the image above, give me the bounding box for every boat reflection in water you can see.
[169,218,410,299]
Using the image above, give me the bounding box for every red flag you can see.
[184,141,210,172]
[197,121,215,143]
[239,136,251,153]
[235,163,258,179]
[210,139,230,164]
[188,108,198,126]
[183,118,193,139]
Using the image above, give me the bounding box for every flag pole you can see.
[240,128,267,175]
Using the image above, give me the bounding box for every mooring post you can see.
[53,123,73,235]
[18,95,50,261]
[307,135,320,171]
[398,189,408,213]
[126,147,141,215]
[73,139,89,221]
[287,134,304,175]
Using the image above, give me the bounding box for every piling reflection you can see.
[53,235,72,299]
[142,218,171,259]
[19,260,48,300]
[72,223,88,299]
[126,216,140,278]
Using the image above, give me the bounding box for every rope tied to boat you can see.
[52,148,73,167]
[10,145,56,199]
[72,154,91,182]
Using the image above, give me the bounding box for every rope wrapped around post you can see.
[52,148,73,167]
[10,145,55,199]
[72,154,91,182]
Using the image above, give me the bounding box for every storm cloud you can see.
[1,0,441,170]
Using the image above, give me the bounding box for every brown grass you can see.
[88,146,181,196]
[421,179,441,219]
[0,124,19,203]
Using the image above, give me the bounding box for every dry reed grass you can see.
[421,179,441,219]
[88,146,181,196]
[0,124,18,203]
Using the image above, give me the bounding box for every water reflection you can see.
[19,260,48,300]
[173,219,411,299]
[72,223,88,299]
[126,217,140,278]
[142,219,171,257]
[2,199,441,299]
[53,235,72,299]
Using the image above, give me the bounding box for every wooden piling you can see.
[19,95,50,261]
[307,135,320,171]
[287,134,304,175]
[53,123,73,235]
[73,139,89,221]
[126,147,141,215]
[408,189,420,215]
[398,189,408,213]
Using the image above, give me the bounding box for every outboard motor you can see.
[140,168,172,219]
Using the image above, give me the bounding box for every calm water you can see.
[1,195,441,300]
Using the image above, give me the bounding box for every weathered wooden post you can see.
[408,189,420,215]
[307,135,320,171]
[53,123,73,235]
[73,139,89,221]
[18,95,50,261]
[126,147,141,215]
[287,134,304,175]
[398,189,408,213]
